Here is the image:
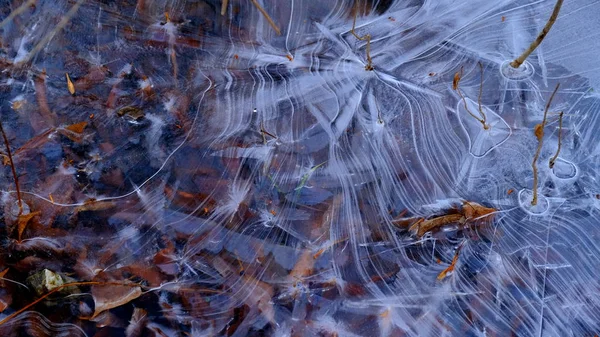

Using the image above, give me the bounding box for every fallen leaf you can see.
[65,121,87,134]
[126,308,147,337]
[462,201,496,219]
[92,283,142,319]
[410,214,463,238]
[17,211,41,241]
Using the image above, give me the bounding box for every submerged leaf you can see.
[91,284,142,319]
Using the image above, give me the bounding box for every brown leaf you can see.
[65,121,87,134]
[17,211,41,241]
[91,284,142,319]
[462,201,496,220]
[410,214,464,238]
[125,308,147,337]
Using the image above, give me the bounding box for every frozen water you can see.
[0,0,600,336]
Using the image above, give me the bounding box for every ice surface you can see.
[0,0,600,336]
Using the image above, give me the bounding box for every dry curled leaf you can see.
[462,201,496,219]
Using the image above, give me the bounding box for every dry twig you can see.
[510,0,563,68]
[532,83,560,205]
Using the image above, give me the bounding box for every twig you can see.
[221,0,229,16]
[476,62,489,129]
[510,0,563,68]
[0,0,36,30]
[17,0,85,64]
[250,0,281,35]
[351,9,374,71]
[548,111,564,168]
[531,83,560,206]
[0,117,22,216]
[453,66,488,129]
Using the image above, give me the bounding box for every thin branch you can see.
[511,0,563,68]
[453,66,488,129]
[477,62,488,129]
[548,111,564,168]
[250,0,281,35]
[17,0,85,64]
[532,83,560,206]
[0,0,36,30]
[0,118,22,215]
[351,9,374,71]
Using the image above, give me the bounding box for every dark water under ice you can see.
[0,0,600,336]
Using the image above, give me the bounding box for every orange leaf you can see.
[65,121,87,134]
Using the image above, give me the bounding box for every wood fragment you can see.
[250,0,281,35]
[510,0,563,68]
[532,83,560,205]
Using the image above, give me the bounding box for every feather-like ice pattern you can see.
[1,0,600,336]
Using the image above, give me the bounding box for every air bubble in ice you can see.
[518,189,549,215]
[500,60,535,81]
[10,200,30,217]
[551,158,577,180]
[456,98,511,157]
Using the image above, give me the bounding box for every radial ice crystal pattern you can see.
[0,0,600,336]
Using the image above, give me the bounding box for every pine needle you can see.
[250,0,281,35]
